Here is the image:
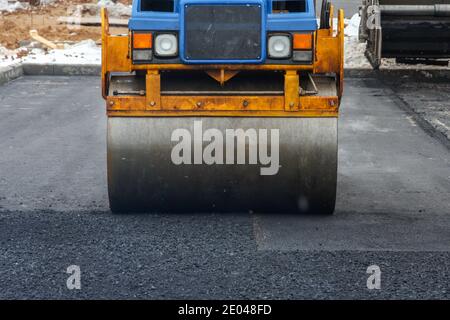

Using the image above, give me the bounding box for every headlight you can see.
[268,35,291,59]
[155,34,178,57]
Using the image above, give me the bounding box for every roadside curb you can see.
[22,63,101,76]
[0,64,24,86]
[0,63,101,86]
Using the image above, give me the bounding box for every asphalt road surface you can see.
[0,74,449,299]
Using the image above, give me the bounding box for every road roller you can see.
[359,0,450,69]
[101,0,344,214]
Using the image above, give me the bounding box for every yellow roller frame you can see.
[101,7,344,118]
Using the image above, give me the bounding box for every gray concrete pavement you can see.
[255,76,450,252]
[0,75,449,299]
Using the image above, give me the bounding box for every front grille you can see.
[183,4,263,61]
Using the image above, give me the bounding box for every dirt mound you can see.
[0,0,129,49]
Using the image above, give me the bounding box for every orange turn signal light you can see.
[293,33,312,50]
[133,33,153,49]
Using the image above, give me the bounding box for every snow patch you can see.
[345,13,360,38]
[22,39,101,65]
[345,37,371,69]
[1,40,101,68]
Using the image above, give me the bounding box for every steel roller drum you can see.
[107,117,338,214]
